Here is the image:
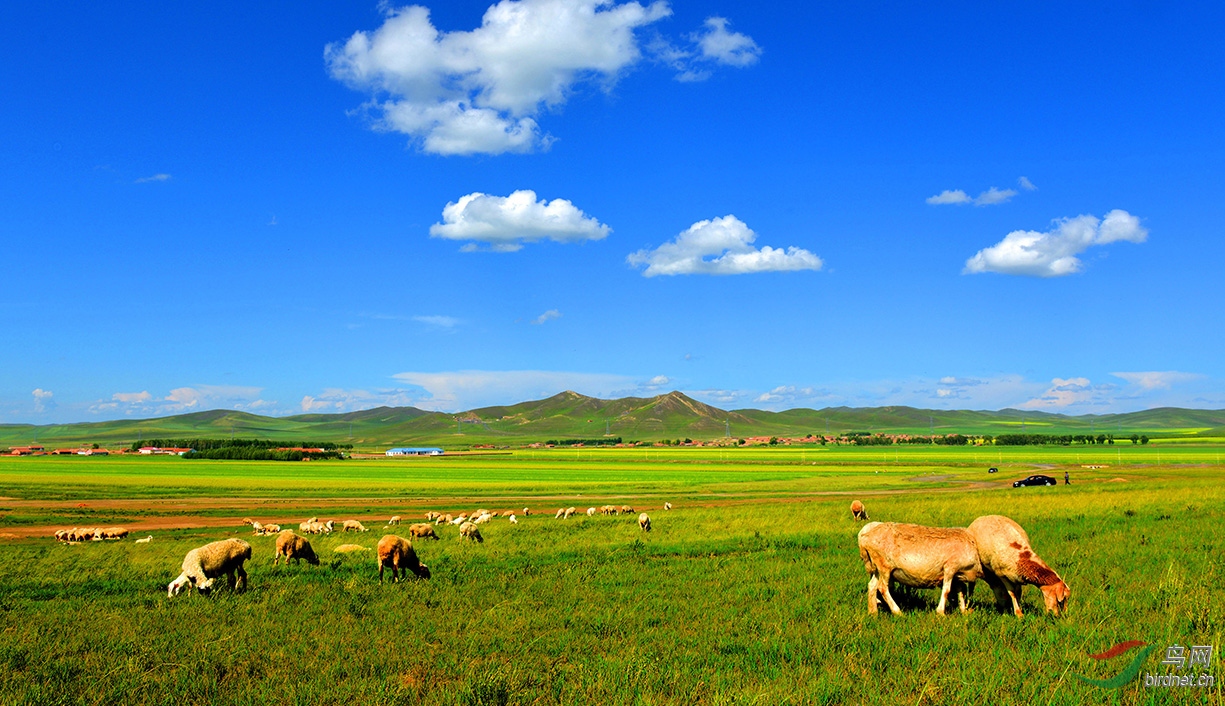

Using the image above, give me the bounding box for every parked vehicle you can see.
[1013,474,1057,488]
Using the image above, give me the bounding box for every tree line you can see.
[129,439,353,452]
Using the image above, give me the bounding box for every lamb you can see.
[389,515,403,525]
[555,508,565,519]
[260,524,281,535]
[586,507,597,517]
[851,500,869,521]
[274,530,320,566]
[508,514,518,524]
[638,513,651,531]
[168,538,252,597]
[472,512,493,525]
[857,521,981,616]
[135,535,153,544]
[966,515,1071,617]
[408,523,440,540]
[377,535,431,582]
[564,506,577,519]
[343,520,368,533]
[459,522,483,543]
[664,502,672,511]
[619,505,634,515]
[522,507,531,516]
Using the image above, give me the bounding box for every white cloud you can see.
[1018,377,1107,409]
[413,314,460,328]
[1111,371,1204,390]
[300,388,424,413]
[32,388,53,413]
[326,1,678,155]
[430,190,610,251]
[1018,176,1037,191]
[754,385,818,404]
[87,385,269,416]
[693,17,761,67]
[973,187,1017,206]
[627,215,823,277]
[927,185,1017,206]
[532,309,562,324]
[646,375,670,386]
[112,391,152,403]
[134,173,171,184]
[926,189,971,205]
[392,369,636,411]
[964,209,1148,277]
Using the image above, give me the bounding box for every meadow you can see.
[0,447,1221,705]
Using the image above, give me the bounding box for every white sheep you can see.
[135,535,153,544]
[472,512,493,525]
[508,514,518,525]
[857,521,981,616]
[459,522,484,543]
[522,507,531,516]
[586,507,597,517]
[966,515,1071,617]
[638,513,651,531]
[664,502,672,511]
[554,508,565,519]
[274,530,320,566]
[389,515,403,525]
[343,520,368,533]
[564,506,577,519]
[168,538,253,597]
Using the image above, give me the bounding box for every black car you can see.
[1013,474,1057,487]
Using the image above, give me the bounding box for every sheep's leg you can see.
[236,565,247,591]
[379,563,385,582]
[876,569,905,615]
[956,581,973,614]
[936,570,954,615]
[867,575,880,614]
[1003,579,1023,617]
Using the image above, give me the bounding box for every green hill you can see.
[2,392,1223,450]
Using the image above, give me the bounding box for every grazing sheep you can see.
[473,512,493,525]
[168,538,252,597]
[851,500,869,521]
[243,518,264,534]
[522,507,531,516]
[324,520,335,533]
[459,522,484,543]
[135,535,153,544]
[343,520,368,533]
[638,513,651,531]
[450,514,468,526]
[586,507,597,517]
[261,524,281,535]
[664,502,672,511]
[408,523,440,540]
[857,521,981,616]
[274,530,320,566]
[508,514,518,524]
[377,535,431,582]
[335,544,369,553]
[389,515,403,525]
[601,505,617,516]
[101,527,129,540]
[554,508,565,519]
[619,505,634,515]
[421,512,435,522]
[967,515,1071,617]
[564,506,577,519]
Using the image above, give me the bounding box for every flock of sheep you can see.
[852,500,1071,617]
[56,498,1069,618]
[164,503,661,597]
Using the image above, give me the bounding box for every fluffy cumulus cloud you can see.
[32,389,54,413]
[89,385,272,416]
[300,388,424,413]
[1111,371,1204,390]
[627,215,823,277]
[660,16,761,81]
[926,185,1018,206]
[430,190,611,251]
[325,1,758,155]
[1018,377,1114,409]
[964,209,1148,277]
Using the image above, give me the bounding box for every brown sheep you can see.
[459,522,483,543]
[857,521,981,616]
[408,523,440,540]
[966,515,1071,617]
[274,530,320,566]
[168,538,252,597]
[377,535,431,582]
[850,500,869,521]
[638,513,651,531]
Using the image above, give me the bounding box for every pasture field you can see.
[0,447,1221,705]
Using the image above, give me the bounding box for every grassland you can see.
[0,447,1221,704]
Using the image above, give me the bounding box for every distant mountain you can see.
[2,392,1223,448]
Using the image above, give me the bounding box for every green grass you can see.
[0,449,1221,704]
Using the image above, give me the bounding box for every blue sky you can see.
[3,1,1224,423]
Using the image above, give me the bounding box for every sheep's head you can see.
[1040,580,1071,616]
[167,573,191,598]
[414,563,431,579]
[304,547,320,565]
[196,577,216,596]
